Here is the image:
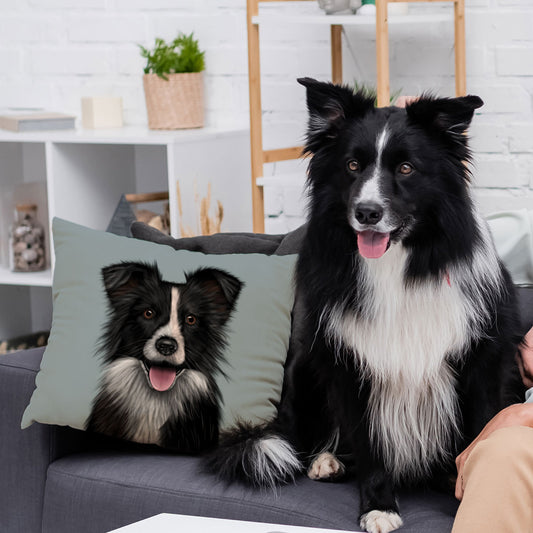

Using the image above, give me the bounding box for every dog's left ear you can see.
[102,262,161,306]
[186,268,243,320]
[406,95,483,135]
[298,77,375,153]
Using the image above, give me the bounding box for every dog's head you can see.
[99,262,243,392]
[298,77,483,260]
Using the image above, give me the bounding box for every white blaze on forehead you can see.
[155,287,182,338]
[169,287,180,335]
[356,126,389,205]
[143,286,186,365]
[376,124,390,159]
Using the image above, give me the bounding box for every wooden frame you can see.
[247,0,467,232]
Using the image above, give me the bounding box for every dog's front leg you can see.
[358,467,403,533]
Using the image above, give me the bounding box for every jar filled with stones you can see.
[9,204,46,272]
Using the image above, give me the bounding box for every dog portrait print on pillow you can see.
[86,261,243,452]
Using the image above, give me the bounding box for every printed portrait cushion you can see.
[22,218,297,446]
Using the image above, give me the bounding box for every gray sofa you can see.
[2,224,532,533]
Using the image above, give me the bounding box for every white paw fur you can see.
[359,510,403,533]
[307,452,345,481]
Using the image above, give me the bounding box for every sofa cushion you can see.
[22,219,298,447]
[42,451,458,533]
[516,287,533,334]
[130,220,304,256]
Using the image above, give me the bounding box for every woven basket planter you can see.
[143,72,204,130]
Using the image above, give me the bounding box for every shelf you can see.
[257,172,306,188]
[253,12,451,26]
[0,267,52,287]
[0,123,252,341]
[0,125,248,145]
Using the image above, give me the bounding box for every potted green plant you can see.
[139,33,206,130]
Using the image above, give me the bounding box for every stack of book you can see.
[0,111,75,132]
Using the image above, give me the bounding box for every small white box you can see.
[81,96,123,129]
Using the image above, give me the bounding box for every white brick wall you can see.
[0,0,531,232]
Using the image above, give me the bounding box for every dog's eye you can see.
[398,163,414,175]
[185,314,197,326]
[347,159,360,172]
[143,308,155,319]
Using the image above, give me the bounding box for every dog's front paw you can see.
[359,510,403,533]
[307,452,345,481]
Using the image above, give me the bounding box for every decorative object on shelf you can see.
[81,97,123,129]
[356,0,376,15]
[107,192,170,238]
[354,0,408,15]
[9,204,46,272]
[132,198,170,235]
[140,33,205,130]
[0,111,75,132]
[176,181,223,238]
[0,330,49,356]
[317,0,353,14]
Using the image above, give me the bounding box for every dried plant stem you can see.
[176,181,195,238]
[176,180,224,237]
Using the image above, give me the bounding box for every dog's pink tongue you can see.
[357,231,390,259]
[149,366,177,392]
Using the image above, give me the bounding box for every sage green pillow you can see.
[22,218,297,446]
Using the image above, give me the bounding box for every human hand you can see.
[517,326,533,388]
[454,403,533,500]
[394,95,418,108]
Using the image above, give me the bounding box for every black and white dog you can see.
[86,261,242,453]
[209,79,523,533]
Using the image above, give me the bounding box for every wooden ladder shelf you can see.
[247,0,467,232]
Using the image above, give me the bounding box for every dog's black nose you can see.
[355,202,383,225]
[155,337,178,356]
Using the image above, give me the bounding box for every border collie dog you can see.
[209,79,522,533]
[86,261,242,453]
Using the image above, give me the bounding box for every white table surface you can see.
[108,513,361,533]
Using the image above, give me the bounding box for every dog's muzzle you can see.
[155,336,178,356]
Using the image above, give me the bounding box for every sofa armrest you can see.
[517,287,533,335]
[0,347,88,532]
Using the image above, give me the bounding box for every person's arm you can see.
[455,403,533,499]
[394,95,418,108]
[455,327,533,500]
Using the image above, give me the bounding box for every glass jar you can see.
[9,204,46,272]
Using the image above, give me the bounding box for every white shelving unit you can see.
[0,269,53,287]
[0,126,251,339]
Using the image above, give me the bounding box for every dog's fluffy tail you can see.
[206,421,302,489]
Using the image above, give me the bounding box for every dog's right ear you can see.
[406,94,483,136]
[186,267,243,323]
[298,77,375,154]
[101,262,161,305]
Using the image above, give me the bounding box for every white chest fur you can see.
[324,242,494,479]
[100,358,210,446]
[333,244,474,381]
